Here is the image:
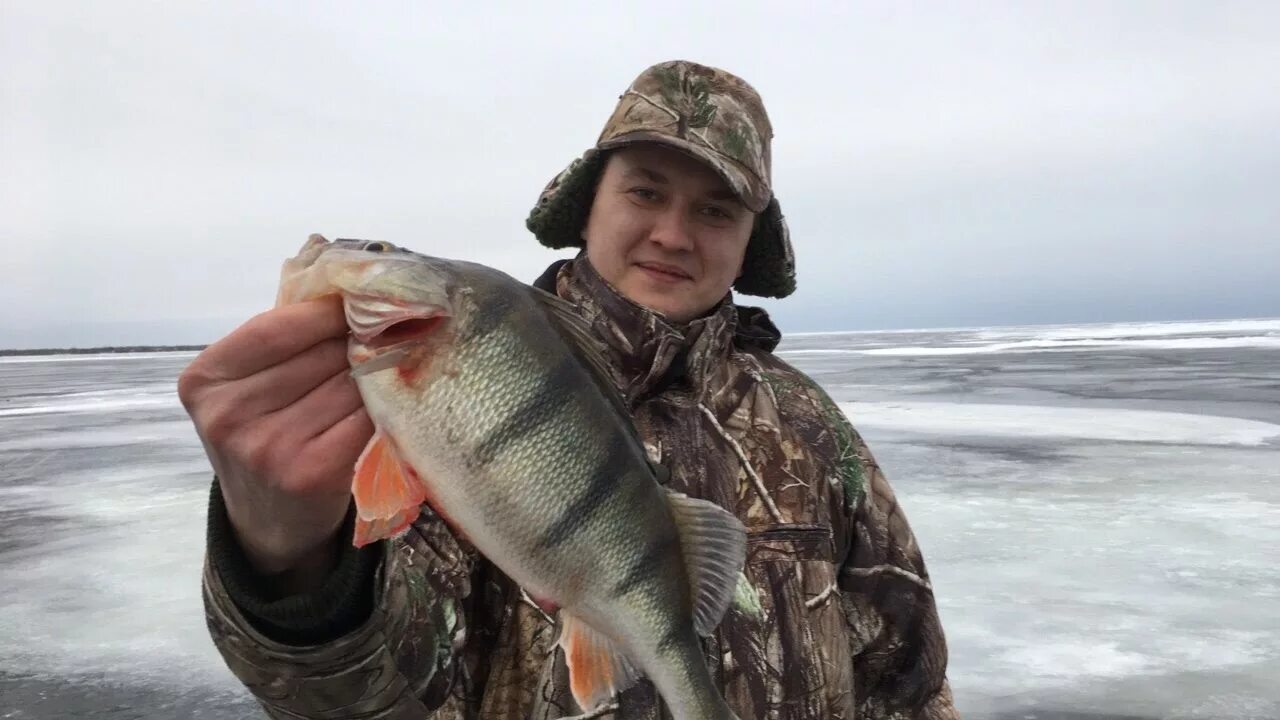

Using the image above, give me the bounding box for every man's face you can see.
[582,144,755,323]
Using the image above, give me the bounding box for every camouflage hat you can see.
[526,60,796,299]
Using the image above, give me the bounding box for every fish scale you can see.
[358,276,683,625]
[277,235,746,720]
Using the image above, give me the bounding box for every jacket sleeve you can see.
[836,429,961,720]
[201,478,487,718]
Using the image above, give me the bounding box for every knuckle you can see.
[294,465,345,497]
[239,314,277,350]
[176,364,213,410]
[240,432,281,475]
[200,407,240,446]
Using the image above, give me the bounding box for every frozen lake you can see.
[1,319,1278,719]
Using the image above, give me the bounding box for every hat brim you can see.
[597,131,771,214]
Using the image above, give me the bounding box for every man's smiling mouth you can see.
[635,261,693,282]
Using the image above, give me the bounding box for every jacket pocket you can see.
[716,524,856,720]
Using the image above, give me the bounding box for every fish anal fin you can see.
[350,429,427,547]
[557,612,641,713]
[666,492,749,636]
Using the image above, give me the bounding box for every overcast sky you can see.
[3,2,1278,347]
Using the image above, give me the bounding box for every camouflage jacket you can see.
[202,257,959,720]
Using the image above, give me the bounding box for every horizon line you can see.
[4,314,1279,354]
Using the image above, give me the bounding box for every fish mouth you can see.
[344,295,449,372]
[359,314,447,348]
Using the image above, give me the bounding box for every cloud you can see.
[2,2,1277,345]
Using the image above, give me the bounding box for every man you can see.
[180,60,959,719]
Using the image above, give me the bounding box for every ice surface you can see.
[786,317,1280,340]
[852,335,1280,355]
[896,440,1280,718]
[780,317,1280,357]
[0,421,196,451]
[777,320,1280,718]
[0,351,245,712]
[0,350,199,364]
[0,386,178,417]
[974,318,1280,341]
[1,325,1278,719]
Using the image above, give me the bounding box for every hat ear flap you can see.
[733,197,795,299]
[526,150,608,250]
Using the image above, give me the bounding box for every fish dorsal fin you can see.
[557,611,642,713]
[530,287,631,419]
[666,492,749,636]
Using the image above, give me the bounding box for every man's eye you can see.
[630,187,659,201]
[702,206,733,220]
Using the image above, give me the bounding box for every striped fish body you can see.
[277,236,745,720]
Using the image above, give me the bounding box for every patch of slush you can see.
[839,401,1280,446]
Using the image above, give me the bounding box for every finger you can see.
[194,296,348,381]
[274,367,367,442]
[301,407,376,491]
[220,337,351,419]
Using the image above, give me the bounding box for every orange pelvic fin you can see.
[558,611,641,713]
[350,428,427,547]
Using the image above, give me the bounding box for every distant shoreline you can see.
[0,345,207,357]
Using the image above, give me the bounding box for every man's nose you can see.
[647,206,695,252]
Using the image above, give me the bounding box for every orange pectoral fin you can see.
[350,429,427,547]
[353,505,420,547]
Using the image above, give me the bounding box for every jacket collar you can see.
[532,256,781,405]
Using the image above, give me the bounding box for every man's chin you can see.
[618,284,692,320]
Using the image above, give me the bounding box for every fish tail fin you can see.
[557,611,642,713]
[350,428,427,547]
[666,492,749,635]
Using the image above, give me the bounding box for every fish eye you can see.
[363,242,388,253]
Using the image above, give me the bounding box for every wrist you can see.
[221,495,351,594]
[235,521,347,597]
[206,478,383,643]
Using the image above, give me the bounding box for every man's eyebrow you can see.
[622,164,742,204]
[622,166,668,184]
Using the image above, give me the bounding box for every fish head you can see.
[279,236,460,376]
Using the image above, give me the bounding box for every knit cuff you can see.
[205,477,382,645]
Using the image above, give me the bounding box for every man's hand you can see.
[179,295,373,593]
